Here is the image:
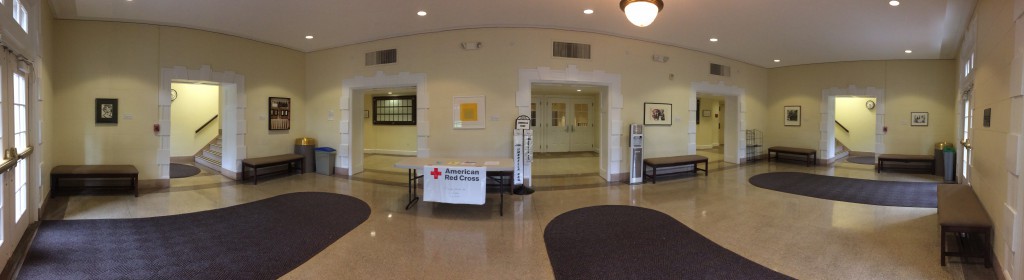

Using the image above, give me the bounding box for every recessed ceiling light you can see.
[305,35,314,39]
[889,0,900,6]
[388,91,393,95]
[576,89,582,92]
[709,38,719,42]
[417,11,427,16]
[905,50,912,53]
[584,9,594,14]
[773,59,781,63]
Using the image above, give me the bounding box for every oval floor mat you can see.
[544,205,792,280]
[169,163,202,178]
[749,172,937,207]
[19,192,371,280]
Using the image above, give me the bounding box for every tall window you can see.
[961,96,972,180]
[372,95,416,125]
[12,0,27,32]
[13,73,26,220]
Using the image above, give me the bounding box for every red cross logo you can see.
[430,168,442,179]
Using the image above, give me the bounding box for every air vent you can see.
[365,49,397,66]
[553,42,591,59]
[710,63,731,77]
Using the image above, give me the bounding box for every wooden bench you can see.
[876,154,934,173]
[241,154,305,184]
[643,155,708,184]
[938,184,993,267]
[767,146,817,166]
[50,165,139,197]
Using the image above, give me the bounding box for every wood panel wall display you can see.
[269,97,291,130]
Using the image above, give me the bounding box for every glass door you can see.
[960,87,972,183]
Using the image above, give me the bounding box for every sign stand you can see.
[512,115,534,195]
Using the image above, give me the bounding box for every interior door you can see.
[570,101,595,152]
[546,99,570,152]
[530,97,544,152]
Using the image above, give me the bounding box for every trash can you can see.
[295,137,316,173]
[315,147,337,176]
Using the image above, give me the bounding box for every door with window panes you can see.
[0,58,33,259]
[543,97,595,153]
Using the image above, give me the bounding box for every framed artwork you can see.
[702,110,712,117]
[453,96,485,129]
[644,102,672,125]
[784,106,801,126]
[364,110,370,119]
[95,98,118,124]
[911,112,928,126]
[269,97,291,130]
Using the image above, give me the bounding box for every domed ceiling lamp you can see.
[620,0,664,27]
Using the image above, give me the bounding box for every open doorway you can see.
[834,96,877,164]
[351,87,418,185]
[695,95,727,163]
[688,82,745,164]
[820,85,885,163]
[530,83,602,181]
[169,82,221,178]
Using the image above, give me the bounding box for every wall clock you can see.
[865,100,875,109]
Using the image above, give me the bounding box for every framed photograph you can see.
[702,110,712,117]
[644,102,672,125]
[453,96,485,129]
[364,110,370,119]
[95,98,118,124]
[269,97,291,130]
[911,112,928,126]
[784,106,801,126]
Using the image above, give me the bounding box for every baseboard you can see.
[221,169,240,180]
[364,149,416,156]
[696,144,715,149]
[170,156,194,162]
[334,167,349,178]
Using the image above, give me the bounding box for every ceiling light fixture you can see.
[417,11,427,16]
[305,35,314,39]
[709,38,718,42]
[620,0,663,27]
[889,0,900,6]
[584,9,594,15]
[905,50,912,53]
[773,59,781,63]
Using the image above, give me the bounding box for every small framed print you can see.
[364,110,370,119]
[95,98,118,124]
[911,112,928,126]
[702,110,712,117]
[784,106,801,126]
[644,102,672,126]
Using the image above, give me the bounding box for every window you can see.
[12,0,27,32]
[372,95,415,125]
[13,73,26,220]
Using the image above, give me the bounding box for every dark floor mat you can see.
[544,205,793,280]
[846,156,876,165]
[748,172,937,207]
[169,163,202,178]
[19,192,371,280]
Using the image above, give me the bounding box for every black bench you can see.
[643,155,708,184]
[938,184,992,267]
[241,154,304,184]
[51,165,139,197]
[877,154,935,173]
[767,146,817,166]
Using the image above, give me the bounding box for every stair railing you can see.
[834,120,850,133]
[196,115,219,134]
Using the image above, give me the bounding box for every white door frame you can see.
[820,85,885,161]
[340,71,428,176]
[159,65,246,178]
[689,81,745,163]
[518,66,621,181]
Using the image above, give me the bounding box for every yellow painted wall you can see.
[52,20,305,179]
[37,0,56,198]
[362,94,417,154]
[170,83,219,157]
[696,97,722,147]
[834,97,876,152]
[306,28,769,172]
[767,60,956,156]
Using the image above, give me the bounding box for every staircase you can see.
[834,139,850,159]
[194,136,223,172]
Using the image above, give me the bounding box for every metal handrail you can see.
[835,120,850,133]
[195,115,219,134]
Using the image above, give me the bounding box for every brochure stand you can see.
[512,115,534,195]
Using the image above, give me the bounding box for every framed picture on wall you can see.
[95,98,118,124]
[453,96,485,129]
[269,97,291,130]
[702,110,712,117]
[784,106,801,126]
[911,112,928,126]
[644,102,672,125]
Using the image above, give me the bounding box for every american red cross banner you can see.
[423,165,487,205]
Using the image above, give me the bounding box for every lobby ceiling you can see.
[50,0,976,68]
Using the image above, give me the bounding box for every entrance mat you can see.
[544,205,793,280]
[19,192,370,279]
[169,163,202,178]
[749,172,937,208]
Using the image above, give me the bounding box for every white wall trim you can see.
[691,81,745,163]
[341,71,427,176]
[820,85,885,160]
[518,65,621,181]
[159,65,246,178]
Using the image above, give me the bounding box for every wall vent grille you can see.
[553,42,591,59]
[365,49,398,65]
[710,63,731,77]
